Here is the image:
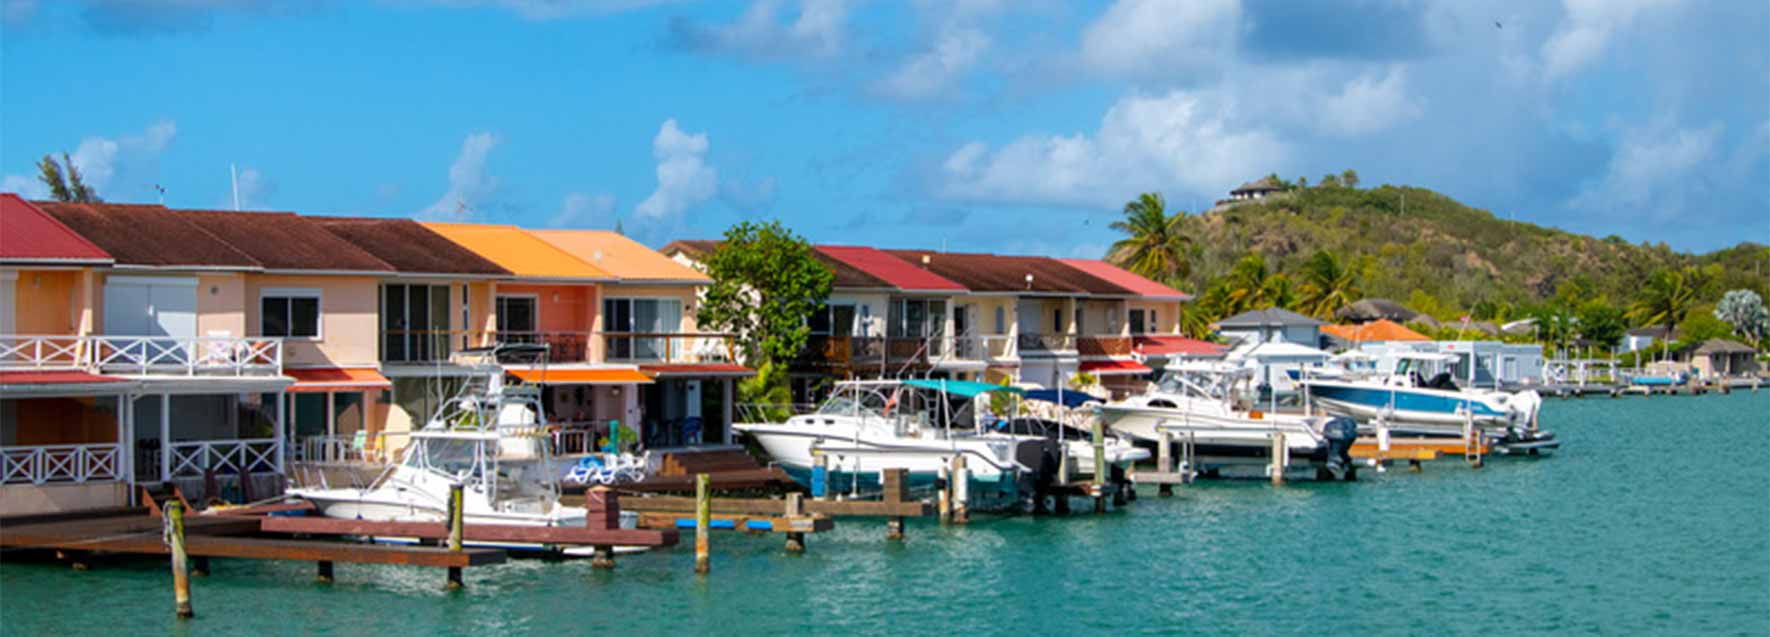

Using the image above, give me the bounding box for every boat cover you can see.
[902,379,1023,398]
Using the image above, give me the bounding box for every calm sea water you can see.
[4,392,1767,636]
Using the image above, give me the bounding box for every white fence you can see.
[167,438,280,478]
[0,443,123,485]
[0,334,282,376]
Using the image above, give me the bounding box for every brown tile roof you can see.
[34,201,261,268]
[664,238,892,289]
[168,209,393,272]
[309,216,510,275]
[882,250,1133,295]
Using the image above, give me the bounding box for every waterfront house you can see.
[532,229,751,448]
[1676,339,1759,379]
[1215,307,1325,349]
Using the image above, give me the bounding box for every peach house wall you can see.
[498,283,598,334]
[1129,300,1182,334]
[245,274,381,368]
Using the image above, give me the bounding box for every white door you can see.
[104,277,198,337]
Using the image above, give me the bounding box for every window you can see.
[808,303,857,336]
[994,306,1006,334]
[496,296,538,333]
[382,283,451,362]
[1108,307,1120,333]
[1052,309,1064,333]
[890,299,945,338]
[261,289,321,338]
[1129,309,1148,335]
[604,298,683,360]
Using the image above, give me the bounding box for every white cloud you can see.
[549,192,617,228]
[3,175,48,199]
[1079,0,1241,79]
[635,119,718,219]
[675,0,852,60]
[937,89,1286,208]
[1315,66,1424,137]
[422,132,501,220]
[226,166,274,210]
[1541,0,1684,80]
[2,119,175,201]
[1569,120,1720,218]
[874,26,991,100]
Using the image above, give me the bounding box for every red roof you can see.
[0,194,112,263]
[1079,360,1153,376]
[1057,259,1190,299]
[818,246,966,292]
[638,363,756,377]
[1133,335,1225,357]
[0,370,129,385]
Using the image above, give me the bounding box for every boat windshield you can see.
[407,437,483,478]
[815,392,887,418]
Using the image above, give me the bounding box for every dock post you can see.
[1269,433,1286,486]
[953,455,971,525]
[884,468,907,541]
[586,487,619,569]
[1157,431,1174,497]
[165,500,194,619]
[1091,417,1107,513]
[936,463,951,524]
[694,473,711,575]
[811,452,830,501]
[784,492,807,553]
[445,481,464,590]
[191,556,210,577]
[316,561,334,584]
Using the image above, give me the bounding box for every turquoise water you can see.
[5,393,1767,635]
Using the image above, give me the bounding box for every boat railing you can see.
[736,403,820,422]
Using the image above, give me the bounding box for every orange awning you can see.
[507,368,654,385]
[287,368,391,393]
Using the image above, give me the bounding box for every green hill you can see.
[1168,183,1770,321]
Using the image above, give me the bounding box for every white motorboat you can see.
[1298,352,1552,448]
[734,379,1145,506]
[1096,364,1358,476]
[286,345,639,555]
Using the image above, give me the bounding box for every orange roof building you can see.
[529,230,710,284]
[421,222,613,281]
[1320,318,1429,343]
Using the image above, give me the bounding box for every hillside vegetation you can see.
[1171,183,1769,320]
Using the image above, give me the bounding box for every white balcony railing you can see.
[167,438,280,478]
[0,334,283,377]
[0,443,123,485]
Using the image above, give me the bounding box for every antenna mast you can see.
[230,163,241,211]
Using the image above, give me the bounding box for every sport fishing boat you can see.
[1096,364,1357,477]
[734,379,1145,507]
[1297,352,1553,449]
[286,345,638,555]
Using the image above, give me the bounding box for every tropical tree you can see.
[36,153,99,202]
[1714,289,1770,347]
[1219,253,1292,315]
[1107,192,1191,285]
[1533,306,1578,356]
[1294,250,1360,319]
[697,220,834,368]
[1576,300,1627,355]
[1627,267,1709,337]
[1340,169,1359,188]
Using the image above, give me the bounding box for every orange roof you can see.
[529,229,710,283]
[421,222,612,280]
[1321,319,1429,343]
[287,367,392,393]
[507,368,654,385]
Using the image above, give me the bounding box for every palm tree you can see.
[1627,267,1703,337]
[1295,250,1360,319]
[35,153,99,202]
[1220,253,1292,314]
[1107,193,1190,285]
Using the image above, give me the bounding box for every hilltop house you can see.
[1229,176,1284,201]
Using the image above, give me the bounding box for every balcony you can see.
[1017,333,1077,354]
[496,331,593,363]
[1077,335,1133,357]
[0,334,283,377]
[380,329,495,365]
[602,332,737,364]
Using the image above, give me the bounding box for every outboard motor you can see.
[1014,437,1063,510]
[1320,416,1358,473]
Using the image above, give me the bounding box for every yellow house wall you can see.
[11,270,79,334]
[196,273,247,338]
[245,274,381,368]
[1128,300,1183,334]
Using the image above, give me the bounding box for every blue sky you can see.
[2,0,1765,255]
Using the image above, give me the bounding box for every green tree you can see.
[1319,173,1342,188]
[1714,289,1770,347]
[1576,300,1627,354]
[1220,253,1292,314]
[697,220,834,368]
[737,360,795,421]
[1294,250,1360,319]
[1107,192,1191,284]
[1627,266,1710,337]
[35,153,99,202]
[1533,306,1578,355]
[1340,169,1359,189]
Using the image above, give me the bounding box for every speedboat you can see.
[1297,352,1552,449]
[734,379,1146,508]
[1096,363,1357,477]
[286,345,638,555]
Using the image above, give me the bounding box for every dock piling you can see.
[1269,433,1286,486]
[445,482,465,590]
[316,560,335,584]
[784,493,806,553]
[1157,431,1175,497]
[953,455,970,525]
[883,468,908,541]
[191,556,210,577]
[165,500,194,619]
[1091,417,1107,513]
[694,473,711,575]
[936,463,952,524]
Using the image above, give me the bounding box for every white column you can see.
[159,393,171,483]
[274,391,286,473]
[119,393,133,487]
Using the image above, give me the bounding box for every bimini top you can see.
[0,194,112,265]
[902,378,1023,399]
[422,222,613,281]
[1023,388,1102,408]
[530,229,710,284]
